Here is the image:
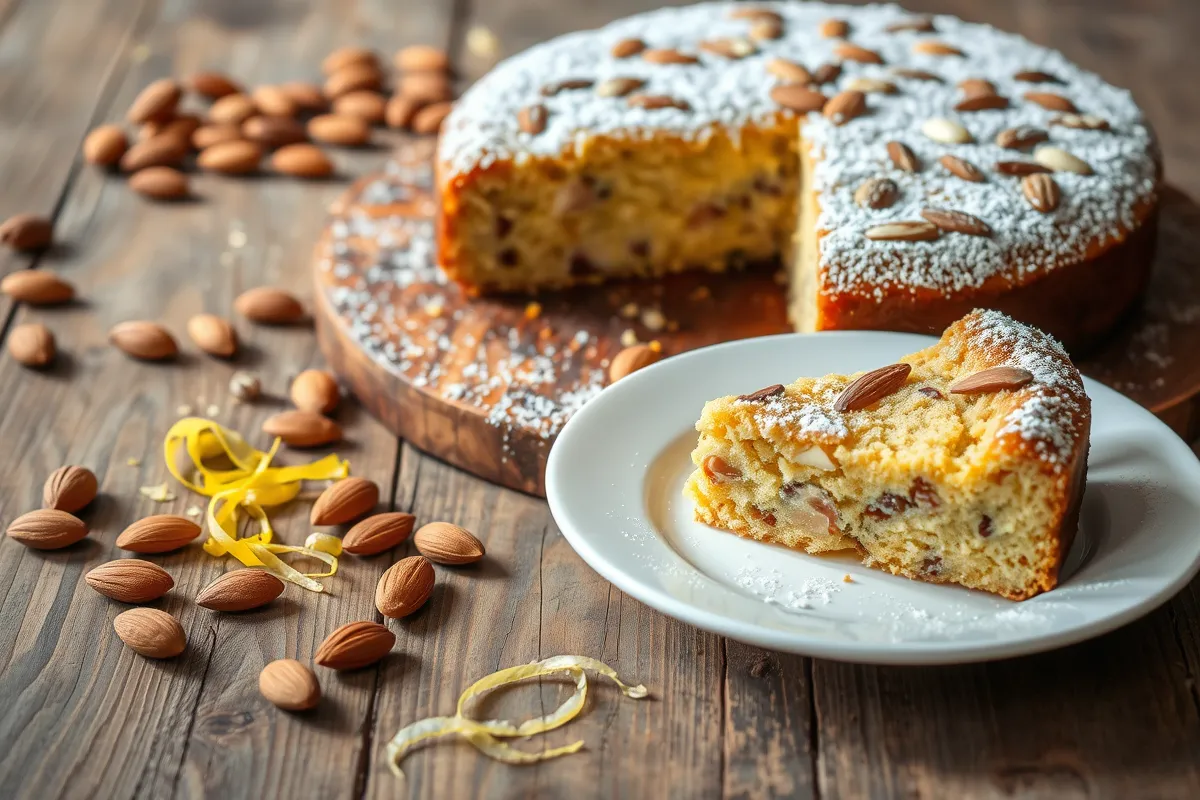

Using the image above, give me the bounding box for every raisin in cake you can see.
[683,309,1090,600]
[436,2,1159,351]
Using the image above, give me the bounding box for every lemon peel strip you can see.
[164,417,349,592]
[385,655,648,779]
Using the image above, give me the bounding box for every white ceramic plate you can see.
[546,331,1200,665]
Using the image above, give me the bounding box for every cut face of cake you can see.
[683,310,1091,600]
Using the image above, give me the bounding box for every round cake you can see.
[436,1,1160,351]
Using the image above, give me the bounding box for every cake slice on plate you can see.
[683,309,1090,600]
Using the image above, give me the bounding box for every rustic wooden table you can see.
[2,1,1199,798]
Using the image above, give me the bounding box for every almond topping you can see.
[540,78,593,96]
[611,38,646,58]
[823,90,866,125]
[921,117,972,144]
[702,455,741,483]
[819,18,849,38]
[642,48,698,65]
[886,141,920,172]
[626,94,689,111]
[1051,113,1110,131]
[912,40,963,56]
[738,384,785,402]
[886,17,936,33]
[1033,145,1092,175]
[920,208,992,237]
[517,104,548,135]
[1014,70,1060,83]
[811,63,842,84]
[854,177,899,209]
[994,160,1051,177]
[833,43,883,64]
[891,67,941,81]
[769,84,827,113]
[957,78,996,95]
[699,37,757,59]
[844,77,896,94]
[834,364,912,412]
[766,58,812,84]
[864,221,939,242]
[995,126,1049,150]
[1021,173,1061,212]
[938,155,984,183]
[596,77,645,98]
[728,8,782,24]
[1024,91,1077,112]
[748,19,783,41]
[949,366,1034,394]
[954,93,1009,112]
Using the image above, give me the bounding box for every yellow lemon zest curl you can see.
[164,418,350,592]
[386,655,648,779]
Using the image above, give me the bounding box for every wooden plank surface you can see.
[0,1,1197,799]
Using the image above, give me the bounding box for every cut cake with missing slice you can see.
[683,309,1090,600]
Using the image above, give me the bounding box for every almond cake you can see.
[683,310,1090,600]
[436,2,1159,351]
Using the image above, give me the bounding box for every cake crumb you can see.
[185,505,203,518]
[126,457,141,467]
[843,574,854,583]
[139,483,176,503]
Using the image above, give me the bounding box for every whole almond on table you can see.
[322,46,378,75]
[413,522,485,565]
[376,555,435,618]
[251,85,298,118]
[43,465,98,512]
[260,659,321,711]
[129,166,190,200]
[127,78,182,124]
[279,81,328,113]
[192,123,243,150]
[833,363,912,412]
[113,607,186,659]
[196,569,285,611]
[343,512,416,556]
[120,135,188,172]
[0,214,53,251]
[291,369,340,414]
[6,509,88,549]
[145,114,202,147]
[109,320,178,360]
[398,72,452,105]
[271,144,334,179]
[8,322,55,368]
[235,286,305,323]
[609,344,661,382]
[116,515,202,553]
[333,90,387,124]
[243,116,307,148]
[189,71,242,100]
[262,410,342,447]
[85,559,173,603]
[1,270,74,304]
[323,63,384,100]
[187,313,238,358]
[83,125,129,166]
[313,621,395,671]
[208,93,258,125]
[197,140,263,175]
[307,114,371,146]
[394,44,451,73]
[310,476,379,526]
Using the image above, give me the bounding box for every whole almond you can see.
[413,522,485,565]
[109,320,178,360]
[820,18,849,38]
[272,144,334,179]
[262,410,342,447]
[886,141,920,172]
[394,44,450,73]
[6,509,88,550]
[891,67,940,82]
[197,140,262,175]
[8,322,56,368]
[833,363,912,412]
[765,58,812,85]
[113,608,186,658]
[412,102,453,135]
[291,369,340,414]
[887,17,936,33]
[43,465,98,512]
[921,117,972,144]
[1024,91,1077,112]
[83,125,129,166]
[611,38,646,59]
[129,167,189,200]
[384,95,420,129]
[1033,145,1092,175]
[811,62,842,84]
[192,124,243,150]
[333,90,387,123]
[146,115,201,149]
[343,512,416,556]
[0,214,53,251]
[235,286,305,323]
[627,94,689,111]
[609,344,661,382]
[845,77,897,94]
[190,71,242,99]
[954,93,1008,112]
[1022,173,1061,212]
[517,104,548,135]
[311,476,378,526]
[208,93,258,125]
[322,46,378,76]
[1,270,74,305]
[187,313,238,358]
[128,79,182,124]
[698,37,756,60]
[307,114,371,146]
[324,63,384,99]
[1051,113,1110,131]
[912,40,963,57]
[1014,70,1060,84]
[595,77,645,98]
[279,81,328,113]
[920,208,992,237]
[251,85,297,118]
[375,555,435,618]
[833,43,882,64]
[260,659,321,711]
[314,621,395,670]
[86,559,174,603]
[864,221,939,242]
[995,126,1048,150]
[120,135,188,172]
[243,115,307,148]
[995,161,1051,177]
[117,515,201,553]
[197,569,285,611]
[728,8,782,23]
[958,78,996,96]
[748,18,783,41]
[854,177,898,210]
[823,90,867,125]
[398,72,452,105]
[769,84,827,113]
[949,366,1034,394]
[642,48,699,65]
[938,155,985,183]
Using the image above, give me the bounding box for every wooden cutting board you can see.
[314,140,1200,496]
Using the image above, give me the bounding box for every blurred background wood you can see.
[0,1,1197,798]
